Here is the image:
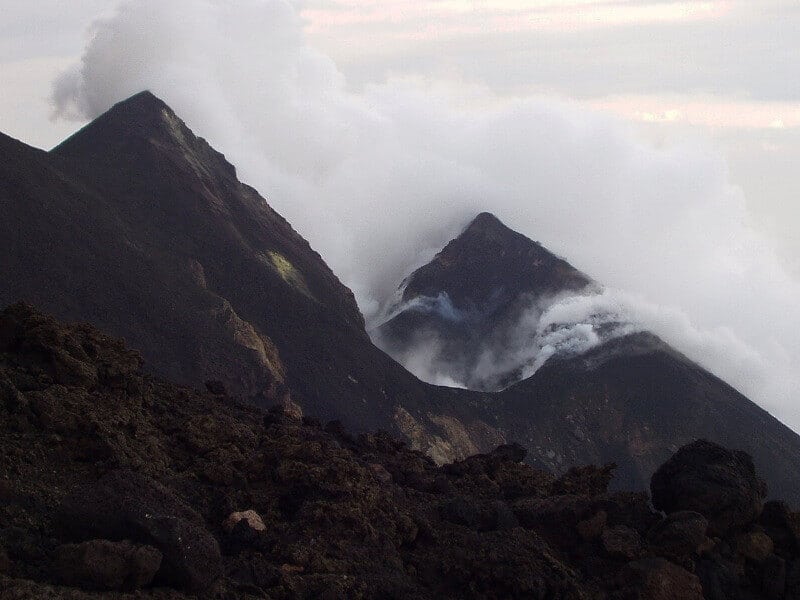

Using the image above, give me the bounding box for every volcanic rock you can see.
[601,525,643,560]
[223,510,267,533]
[620,557,704,600]
[651,439,767,536]
[53,540,162,590]
[736,529,774,563]
[648,510,709,564]
[57,470,202,542]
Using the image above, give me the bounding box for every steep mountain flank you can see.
[0,92,498,450]
[379,215,800,505]
[498,332,800,503]
[3,304,800,599]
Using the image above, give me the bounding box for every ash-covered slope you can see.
[3,303,800,599]
[376,212,594,389]
[499,332,800,503]
[0,92,502,451]
[379,214,800,505]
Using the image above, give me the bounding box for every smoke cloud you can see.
[51,0,800,430]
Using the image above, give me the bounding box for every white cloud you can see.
[51,0,800,430]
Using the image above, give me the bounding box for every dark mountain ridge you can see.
[1,92,504,458]
[3,91,800,507]
[376,211,594,390]
[378,212,800,503]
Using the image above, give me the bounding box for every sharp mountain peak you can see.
[456,211,539,249]
[52,90,237,181]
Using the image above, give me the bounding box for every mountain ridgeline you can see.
[2,91,800,510]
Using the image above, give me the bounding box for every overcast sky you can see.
[2,0,798,275]
[1,1,799,427]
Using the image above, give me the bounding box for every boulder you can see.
[648,511,708,562]
[369,463,393,484]
[57,470,201,542]
[53,540,161,590]
[263,398,303,425]
[760,500,800,553]
[621,557,704,600]
[577,511,607,541]
[696,554,743,600]
[440,497,518,532]
[204,380,227,396]
[763,555,786,599]
[552,463,615,496]
[0,545,9,573]
[736,529,774,563]
[490,443,527,463]
[601,525,642,560]
[139,515,222,592]
[223,510,267,533]
[650,440,767,536]
[57,470,222,592]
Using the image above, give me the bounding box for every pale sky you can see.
[2,0,798,275]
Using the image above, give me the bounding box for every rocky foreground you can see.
[1,303,799,599]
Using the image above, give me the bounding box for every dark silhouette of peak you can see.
[396,212,592,311]
[4,92,433,434]
[55,91,176,149]
[105,89,171,117]
[377,210,800,505]
[462,211,511,236]
[377,212,594,390]
[52,90,239,181]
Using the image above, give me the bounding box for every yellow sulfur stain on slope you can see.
[267,251,313,299]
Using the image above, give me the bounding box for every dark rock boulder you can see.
[736,528,774,563]
[601,525,642,560]
[439,497,518,531]
[138,515,222,592]
[620,557,704,599]
[762,554,786,599]
[760,500,800,554]
[552,463,615,496]
[57,470,201,542]
[57,470,221,592]
[696,553,744,600]
[204,380,227,396]
[53,540,162,590]
[650,439,767,536]
[648,511,708,564]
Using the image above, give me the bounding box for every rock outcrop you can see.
[651,439,768,537]
[2,304,800,598]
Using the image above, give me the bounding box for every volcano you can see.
[2,91,800,504]
[377,213,800,502]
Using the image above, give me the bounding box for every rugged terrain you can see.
[3,303,800,599]
[0,92,503,458]
[377,213,800,504]
[3,91,800,506]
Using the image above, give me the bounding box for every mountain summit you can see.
[377,213,800,502]
[376,212,594,389]
[393,211,592,311]
[1,92,492,444]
